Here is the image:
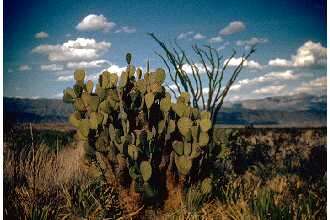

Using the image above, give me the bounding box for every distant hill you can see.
[4,94,326,127]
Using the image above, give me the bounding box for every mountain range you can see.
[4,93,326,127]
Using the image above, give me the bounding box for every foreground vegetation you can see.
[4,52,327,219]
[4,125,326,219]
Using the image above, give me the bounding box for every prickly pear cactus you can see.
[63,53,214,203]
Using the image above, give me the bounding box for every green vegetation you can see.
[63,53,218,209]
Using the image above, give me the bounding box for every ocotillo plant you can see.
[149,33,256,126]
[63,53,213,207]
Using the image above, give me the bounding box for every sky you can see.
[4,0,327,101]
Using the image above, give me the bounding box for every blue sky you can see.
[4,0,326,101]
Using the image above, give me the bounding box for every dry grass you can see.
[3,127,326,219]
[4,141,88,190]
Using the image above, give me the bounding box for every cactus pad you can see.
[69,112,81,127]
[140,161,152,182]
[201,177,213,194]
[177,117,192,137]
[160,96,171,112]
[200,118,212,132]
[145,92,154,109]
[199,132,209,147]
[172,141,184,156]
[175,155,192,175]
[74,69,85,81]
[128,144,139,160]
[79,119,90,137]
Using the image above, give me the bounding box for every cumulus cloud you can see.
[268,41,326,68]
[193,33,206,40]
[181,63,209,74]
[236,37,268,49]
[57,75,74,81]
[208,36,223,43]
[254,85,286,95]
[86,64,127,81]
[224,57,263,69]
[177,31,194,40]
[76,14,116,32]
[115,26,136,33]
[293,76,326,95]
[217,42,230,51]
[67,60,110,69]
[268,58,292,67]
[41,64,63,71]
[177,31,206,40]
[202,87,209,95]
[105,64,126,74]
[35,31,49,39]
[219,21,245,35]
[32,38,111,61]
[19,65,31,71]
[231,70,298,91]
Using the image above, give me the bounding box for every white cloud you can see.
[292,41,326,67]
[208,36,223,43]
[202,87,209,95]
[217,42,230,51]
[224,57,263,69]
[32,38,111,61]
[219,21,245,35]
[169,84,177,90]
[254,85,286,95]
[67,60,110,69]
[115,26,136,33]
[265,70,298,80]
[268,41,326,68]
[87,64,127,81]
[19,65,31,71]
[230,84,242,91]
[105,64,126,75]
[236,37,268,49]
[268,58,292,67]
[231,70,298,91]
[57,75,74,81]
[293,76,326,95]
[35,31,49,39]
[177,31,194,40]
[228,95,241,102]
[181,63,209,74]
[193,33,206,40]
[41,64,63,71]
[76,14,116,32]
